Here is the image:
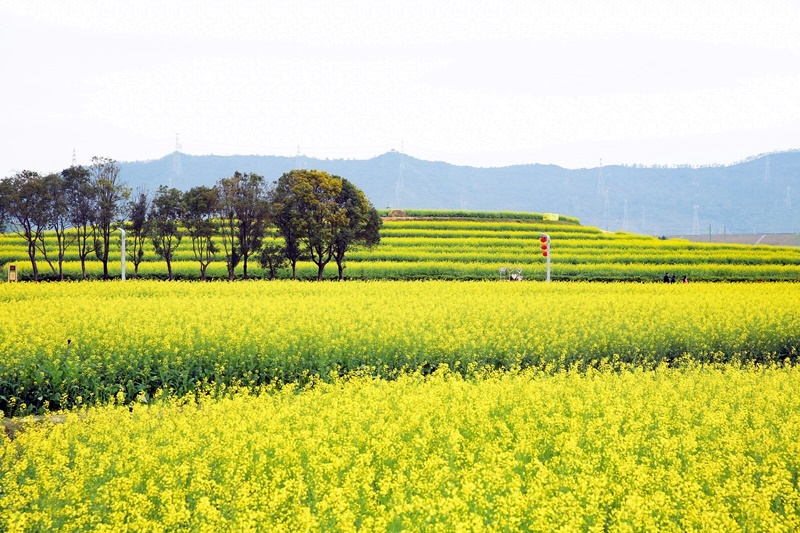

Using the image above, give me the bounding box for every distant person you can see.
[670,274,676,284]
[682,275,688,284]
[664,272,670,283]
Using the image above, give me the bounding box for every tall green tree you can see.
[0,171,52,281]
[0,183,8,234]
[214,172,270,280]
[42,172,73,280]
[273,170,348,281]
[258,231,288,280]
[62,165,95,280]
[332,179,382,280]
[182,185,218,281]
[270,174,305,279]
[90,157,129,280]
[125,187,150,279]
[215,176,241,281]
[234,172,270,279]
[149,186,183,280]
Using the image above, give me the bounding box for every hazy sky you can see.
[2,0,800,175]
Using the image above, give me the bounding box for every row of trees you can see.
[0,159,381,281]
[0,157,126,281]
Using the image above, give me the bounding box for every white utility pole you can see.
[118,228,126,281]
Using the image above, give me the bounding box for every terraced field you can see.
[1,211,799,281]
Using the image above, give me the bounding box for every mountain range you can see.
[119,150,800,236]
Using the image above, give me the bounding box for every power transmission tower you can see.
[171,133,182,188]
[459,186,469,210]
[641,206,646,234]
[622,199,629,232]
[392,152,405,208]
[597,158,605,196]
[764,156,771,183]
[692,205,700,235]
[72,149,77,167]
[294,145,305,170]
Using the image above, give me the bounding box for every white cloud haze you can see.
[1,0,800,175]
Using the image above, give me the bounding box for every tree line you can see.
[0,157,381,281]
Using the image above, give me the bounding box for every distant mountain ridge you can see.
[119,150,800,235]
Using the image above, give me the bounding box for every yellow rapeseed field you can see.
[2,366,799,532]
[1,280,799,414]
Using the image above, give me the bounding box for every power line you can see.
[171,133,182,188]
[622,199,629,232]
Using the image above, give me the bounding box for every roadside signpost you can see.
[539,233,551,282]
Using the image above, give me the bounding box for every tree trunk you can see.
[317,262,325,281]
[242,255,248,279]
[132,240,142,279]
[337,260,344,281]
[101,233,110,280]
[101,247,109,279]
[77,228,90,280]
[167,258,173,281]
[37,238,56,276]
[291,261,297,280]
[28,242,38,282]
[56,233,65,281]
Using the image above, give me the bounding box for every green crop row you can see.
[5,256,800,283]
[378,209,581,223]
[379,219,597,233]
[376,239,798,261]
